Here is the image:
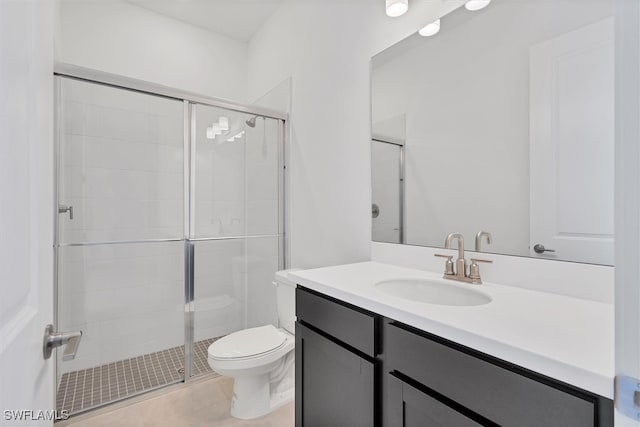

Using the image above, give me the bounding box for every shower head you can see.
[245,116,257,128]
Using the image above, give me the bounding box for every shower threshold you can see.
[56,337,221,417]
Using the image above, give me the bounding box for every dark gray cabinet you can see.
[295,322,376,427]
[295,287,381,427]
[295,286,613,427]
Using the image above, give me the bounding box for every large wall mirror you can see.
[371,0,614,265]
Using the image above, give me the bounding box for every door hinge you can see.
[616,375,640,420]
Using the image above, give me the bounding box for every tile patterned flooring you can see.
[57,337,220,415]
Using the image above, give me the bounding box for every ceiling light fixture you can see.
[418,19,440,37]
[386,0,408,18]
[465,0,491,11]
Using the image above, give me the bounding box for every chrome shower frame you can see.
[52,63,288,413]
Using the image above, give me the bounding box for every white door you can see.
[529,18,614,265]
[0,1,56,425]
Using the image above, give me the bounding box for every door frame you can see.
[371,137,405,244]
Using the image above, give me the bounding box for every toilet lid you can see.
[208,325,286,359]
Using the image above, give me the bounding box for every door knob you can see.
[533,244,555,254]
[372,204,380,218]
[43,324,82,361]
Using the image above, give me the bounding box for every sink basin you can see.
[375,278,492,307]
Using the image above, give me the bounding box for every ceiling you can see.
[126,0,284,42]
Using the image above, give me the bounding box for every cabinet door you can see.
[295,322,375,427]
[387,374,484,427]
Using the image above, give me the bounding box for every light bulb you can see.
[386,0,408,18]
[418,19,440,37]
[465,0,491,11]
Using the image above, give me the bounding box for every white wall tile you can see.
[58,242,185,373]
[58,78,184,244]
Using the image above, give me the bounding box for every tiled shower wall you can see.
[58,79,188,374]
[59,79,184,243]
[57,242,185,373]
[192,106,280,239]
[192,237,279,342]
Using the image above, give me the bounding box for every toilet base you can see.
[228,375,294,420]
[230,374,271,419]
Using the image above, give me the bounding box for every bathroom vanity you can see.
[291,262,614,427]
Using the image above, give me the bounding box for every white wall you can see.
[372,0,613,256]
[248,0,448,269]
[56,0,248,102]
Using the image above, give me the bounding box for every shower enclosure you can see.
[54,66,286,415]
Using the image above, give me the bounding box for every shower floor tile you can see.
[56,337,221,416]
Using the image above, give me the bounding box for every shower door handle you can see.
[43,324,82,361]
[58,204,74,220]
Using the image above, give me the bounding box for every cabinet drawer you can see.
[386,322,595,427]
[296,287,378,356]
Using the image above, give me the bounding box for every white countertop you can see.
[289,261,614,399]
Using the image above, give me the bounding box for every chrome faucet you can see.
[435,232,493,284]
[475,231,492,252]
[445,233,466,279]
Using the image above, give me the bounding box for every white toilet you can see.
[207,269,298,420]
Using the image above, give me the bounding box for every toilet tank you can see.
[273,269,300,334]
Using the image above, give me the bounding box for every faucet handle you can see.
[470,258,493,264]
[434,254,455,276]
[469,258,493,283]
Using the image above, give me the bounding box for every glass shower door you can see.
[188,104,284,377]
[55,77,186,414]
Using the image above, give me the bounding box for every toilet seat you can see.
[209,325,287,361]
